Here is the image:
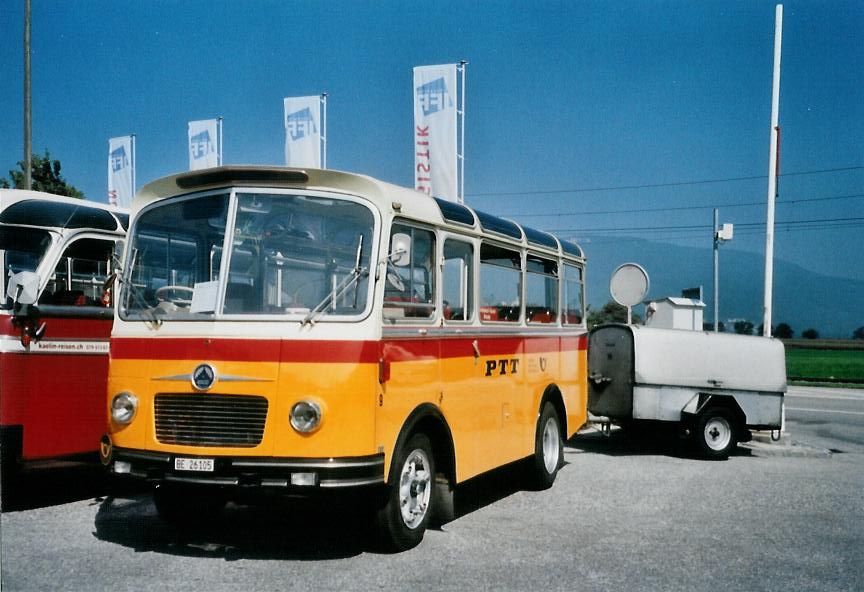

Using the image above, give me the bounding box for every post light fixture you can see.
[713,209,733,332]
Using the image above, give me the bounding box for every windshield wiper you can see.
[302,235,366,327]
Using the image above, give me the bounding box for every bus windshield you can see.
[1,227,53,307]
[121,191,375,321]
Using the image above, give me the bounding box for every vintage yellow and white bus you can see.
[102,167,587,550]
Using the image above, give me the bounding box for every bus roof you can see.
[0,189,129,233]
[135,166,584,260]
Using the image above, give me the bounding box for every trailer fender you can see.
[681,393,746,435]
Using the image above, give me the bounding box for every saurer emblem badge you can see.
[192,363,217,391]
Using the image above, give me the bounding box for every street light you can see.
[713,209,733,332]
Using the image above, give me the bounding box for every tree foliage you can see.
[733,320,754,335]
[854,326,864,340]
[802,328,820,340]
[1,150,85,199]
[587,300,642,327]
[774,323,794,339]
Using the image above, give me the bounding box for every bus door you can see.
[381,223,442,463]
[436,234,500,480]
[474,242,527,467]
[2,233,120,461]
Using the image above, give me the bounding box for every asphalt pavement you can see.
[1,385,862,591]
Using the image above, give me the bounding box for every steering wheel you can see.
[154,285,194,306]
[386,270,406,292]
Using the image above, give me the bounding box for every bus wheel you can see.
[693,406,737,460]
[528,402,563,490]
[153,483,226,526]
[375,433,435,552]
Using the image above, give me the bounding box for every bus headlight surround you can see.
[111,391,138,425]
[290,400,322,433]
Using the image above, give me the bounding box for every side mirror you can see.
[7,271,40,306]
[390,233,411,267]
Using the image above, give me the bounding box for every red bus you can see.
[1,189,126,482]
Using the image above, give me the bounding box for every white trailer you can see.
[587,324,786,459]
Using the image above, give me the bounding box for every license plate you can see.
[174,457,214,472]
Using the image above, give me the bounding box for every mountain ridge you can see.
[581,236,862,338]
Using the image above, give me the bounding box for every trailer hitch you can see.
[589,372,612,387]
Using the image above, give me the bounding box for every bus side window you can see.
[562,263,584,325]
[526,254,558,324]
[442,239,474,322]
[383,224,435,321]
[479,243,522,323]
[43,237,116,307]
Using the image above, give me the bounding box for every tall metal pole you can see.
[130,134,136,196]
[217,117,224,166]
[458,60,467,204]
[320,92,328,169]
[23,0,32,190]
[763,4,783,337]
[713,208,719,332]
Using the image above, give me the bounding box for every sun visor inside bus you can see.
[433,198,476,227]
[181,194,228,220]
[474,210,523,240]
[0,200,120,232]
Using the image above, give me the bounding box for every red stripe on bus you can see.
[111,338,284,362]
[111,333,587,364]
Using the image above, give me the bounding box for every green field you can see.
[786,348,864,383]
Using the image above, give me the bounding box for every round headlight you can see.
[290,400,322,433]
[111,391,138,424]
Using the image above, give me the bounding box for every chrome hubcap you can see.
[704,416,732,451]
[399,449,432,529]
[542,417,560,474]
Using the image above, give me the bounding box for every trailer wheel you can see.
[527,402,563,490]
[694,407,737,460]
[374,432,435,552]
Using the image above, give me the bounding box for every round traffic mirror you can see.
[609,263,650,307]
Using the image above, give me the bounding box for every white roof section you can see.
[0,188,128,233]
[0,188,127,215]
[646,296,706,308]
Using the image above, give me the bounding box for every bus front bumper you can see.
[103,444,385,490]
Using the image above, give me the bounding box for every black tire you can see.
[374,433,435,552]
[528,402,563,490]
[693,406,738,460]
[153,483,226,526]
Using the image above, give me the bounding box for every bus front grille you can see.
[154,394,268,448]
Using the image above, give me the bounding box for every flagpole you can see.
[321,93,328,169]
[458,60,467,204]
[763,4,783,337]
[23,0,32,190]
[130,134,137,197]
[107,139,113,205]
[217,117,223,166]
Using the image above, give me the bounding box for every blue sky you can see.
[2,0,862,285]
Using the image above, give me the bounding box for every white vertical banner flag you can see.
[188,119,221,170]
[413,64,458,201]
[284,96,322,168]
[108,135,135,208]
